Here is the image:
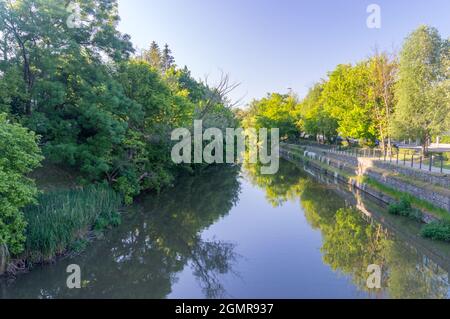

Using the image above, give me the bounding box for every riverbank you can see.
[3,160,450,299]
[0,164,124,277]
[280,143,450,240]
[0,163,230,278]
[282,156,450,274]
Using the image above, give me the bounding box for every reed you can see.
[23,184,122,262]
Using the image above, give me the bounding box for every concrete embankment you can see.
[280,143,450,223]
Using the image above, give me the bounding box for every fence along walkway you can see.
[284,142,450,175]
[326,147,450,175]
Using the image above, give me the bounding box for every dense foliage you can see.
[392,26,450,152]
[0,114,43,255]
[421,222,450,242]
[388,197,423,222]
[242,93,299,140]
[0,0,236,196]
[0,1,448,266]
[0,0,237,258]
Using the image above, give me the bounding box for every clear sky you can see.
[117,0,450,105]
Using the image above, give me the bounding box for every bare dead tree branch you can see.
[200,70,242,119]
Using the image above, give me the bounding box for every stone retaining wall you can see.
[288,144,450,189]
[373,161,450,189]
[358,160,450,213]
[281,145,450,216]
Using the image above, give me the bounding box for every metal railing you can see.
[326,146,448,174]
[282,141,448,174]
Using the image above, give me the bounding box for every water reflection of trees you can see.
[134,165,242,298]
[2,165,241,299]
[191,241,237,298]
[244,159,308,207]
[245,159,450,299]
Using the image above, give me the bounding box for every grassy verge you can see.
[23,184,122,262]
[360,176,450,222]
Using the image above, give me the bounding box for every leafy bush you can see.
[421,222,450,242]
[0,114,43,255]
[387,194,450,243]
[23,184,122,261]
[388,197,423,221]
[388,197,412,216]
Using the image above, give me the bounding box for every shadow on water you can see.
[2,159,450,299]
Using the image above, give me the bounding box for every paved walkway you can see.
[324,148,450,175]
[379,157,450,175]
[398,143,450,153]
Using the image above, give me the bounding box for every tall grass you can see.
[23,184,122,262]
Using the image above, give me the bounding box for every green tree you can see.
[24,56,135,182]
[174,66,207,103]
[0,0,133,116]
[0,114,43,255]
[161,43,175,72]
[368,52,398,151]
[321,63,378,144]
[243,93,299,140]
[0,0,159,201]
[296,82,338,143]
[391,25,449,153]
[444,39,450,128]
[115,59,195,202]
[144,41,163,71]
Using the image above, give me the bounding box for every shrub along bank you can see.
[388,197,450,243]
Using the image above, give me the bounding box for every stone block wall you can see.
[281,144,450,214]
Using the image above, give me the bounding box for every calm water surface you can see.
[2,159,450,299]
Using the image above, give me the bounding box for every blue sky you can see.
[117,0,450,105]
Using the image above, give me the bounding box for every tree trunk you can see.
[387,137,392,156]
[384,95,392,155]
[0,244,9,276]
[422,133,430,156]
[2,37,8,62]
[9,22,33,115]
[379,127,385,152]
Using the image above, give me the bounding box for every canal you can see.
[1,159,450,299]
